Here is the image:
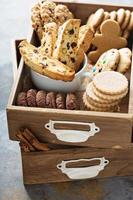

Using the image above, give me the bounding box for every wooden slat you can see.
[7,106,132,148]
[128,43,133,114]
[21,147,133,184]
[11,39,23,80]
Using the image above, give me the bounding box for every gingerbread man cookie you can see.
[88,19,127,63]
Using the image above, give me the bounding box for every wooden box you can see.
[21,146,133,184]
[7,1,133,149]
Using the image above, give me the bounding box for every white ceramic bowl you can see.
[30,54,89,93]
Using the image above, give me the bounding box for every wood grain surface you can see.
[21,147,133,184]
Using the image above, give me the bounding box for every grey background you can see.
[0,0,133,199]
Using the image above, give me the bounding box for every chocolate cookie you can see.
[66,93,79,110]
[26,89,37,107]
[36,90,47,107]
[16,92,27,106]
[56,93,65,109]
[46,92,56,108]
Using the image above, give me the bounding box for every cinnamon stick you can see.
[16,130,35,151]
[23,129,50,151]
[19,142,30,152]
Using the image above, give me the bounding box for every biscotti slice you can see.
[53,19,81,69]
[75,47,84,72]
[78,24,94,53]
[19,40,75,81]
[39,22,58,57]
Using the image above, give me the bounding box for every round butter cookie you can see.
[86,95,119,108]
[121,10,131,30]
[117,48,132,73]
[91,8,104,29]
[117,8,125,26]
[83,92,117,112]
[93,71,128,95]
[93,84,128,101]
[86,82,118,103]
[110,11,117,20]
[127,11,133,30]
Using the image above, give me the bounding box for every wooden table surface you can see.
[0,0,133,200]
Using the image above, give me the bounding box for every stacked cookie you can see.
[87,8,133,39]
[83,71,128,112]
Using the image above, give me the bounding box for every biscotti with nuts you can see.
[39,22,58,56]
[53,19,81,70]
[78,25,94,53]
[19,40,75,81]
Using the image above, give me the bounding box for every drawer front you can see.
[21,147,133,184]
[7,108,132,148]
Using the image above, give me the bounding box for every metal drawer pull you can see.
[45,120,100,143]
[57,157,109,180]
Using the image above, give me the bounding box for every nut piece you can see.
[36,90,47,107]
[46,92,56,108]
[16,92,27,106]
[56,93,65,109]
[66,93,79,110]
[26,89,37,107]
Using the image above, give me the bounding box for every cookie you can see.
[87,14,94,27]
[56,93,65,109]
[26,89,37,107]
[86,82,119,104]
[75,47,85,72]
[91,8,104,30]
[122,29,130,39]
[31,1,74,41]
[78,25,94,53]
[39,22,58,56]
[110,11,117,20]
[86,95,119,108]
[53,19,81,70]
[88,19,127,63]
[19,40,75,81]
[36,90,47,108]
[127,11,133,30]
[31,2,42,31]
[40,0,56,24]
[103,11,110,21]
[54,4,74,26]
[117,48,132,73]
[66,93,79,110]
[93,71,128,95]
[117,8,125,26]
[95,49,120,72]
[95,11,110,34]
[46,92,56,108]
[121,10,131,30]
[76,25,94,71]
[93,85,128,101]
[16,92,28,106]
[83,92,117,112]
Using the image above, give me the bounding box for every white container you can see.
[30,54,91,93]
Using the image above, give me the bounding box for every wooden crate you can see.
[7,1,133,149]
[21,146,133,184]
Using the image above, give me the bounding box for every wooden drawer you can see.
[7,1,133,148]
[21,146,133,184]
